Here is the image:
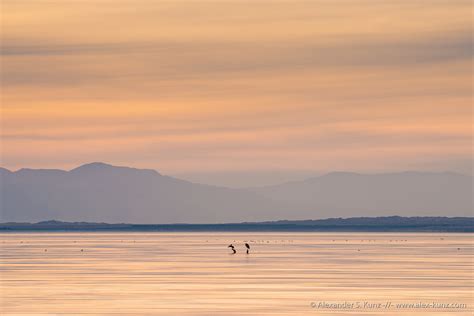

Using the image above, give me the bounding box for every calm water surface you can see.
[1,232,472,315]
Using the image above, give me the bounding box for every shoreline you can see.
[1,217,473,233]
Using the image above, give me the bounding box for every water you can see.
[1,232,472,315]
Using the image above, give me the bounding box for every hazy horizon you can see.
[2,1,473,315]
[1,161,472,188]
[1,162,471,223]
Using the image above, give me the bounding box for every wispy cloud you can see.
[1,0,472,177]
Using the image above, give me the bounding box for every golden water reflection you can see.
[1,232,472,315]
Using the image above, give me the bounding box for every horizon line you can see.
[2,215,473,226]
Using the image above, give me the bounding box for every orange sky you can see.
[1,0,472,185]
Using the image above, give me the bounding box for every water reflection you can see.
[1,232,472,315]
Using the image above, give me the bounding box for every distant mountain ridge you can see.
[1,163,472,223]
[251,170,472,218]
[1,216,473,232]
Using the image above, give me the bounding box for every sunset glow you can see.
[1,0,472,181]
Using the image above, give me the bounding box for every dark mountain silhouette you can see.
[0,163,472,223]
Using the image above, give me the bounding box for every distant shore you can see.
[1,216,473,232]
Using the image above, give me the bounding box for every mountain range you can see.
[0,162,472,223]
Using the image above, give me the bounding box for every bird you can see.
[245,243,250,254]
[228,244,236,254]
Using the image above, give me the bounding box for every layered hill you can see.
[0,163,471,223]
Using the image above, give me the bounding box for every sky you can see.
[1,0,472,187]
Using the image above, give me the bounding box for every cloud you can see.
[2,28,471,82]
[1,0,472,178]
